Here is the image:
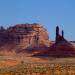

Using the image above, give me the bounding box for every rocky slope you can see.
[34,40,75,57]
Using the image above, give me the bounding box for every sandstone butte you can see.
[0,24,75,57]
[0,23,50,55]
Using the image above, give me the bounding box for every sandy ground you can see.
[0,55,50,68]
[0,55,75,68]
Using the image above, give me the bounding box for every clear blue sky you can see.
[0,0,75,41]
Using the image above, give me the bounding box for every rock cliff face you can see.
[0,23,50,54]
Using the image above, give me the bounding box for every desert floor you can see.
[0,55,75,75]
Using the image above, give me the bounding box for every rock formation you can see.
[56,26,65,43]
[0,23,50,55]
[33,26,75,57]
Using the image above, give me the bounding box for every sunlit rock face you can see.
[0,23,50,54]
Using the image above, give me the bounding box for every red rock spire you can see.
[61,30,64,38]
[56,26,59,43]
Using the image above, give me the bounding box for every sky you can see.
[0,0,75,41]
